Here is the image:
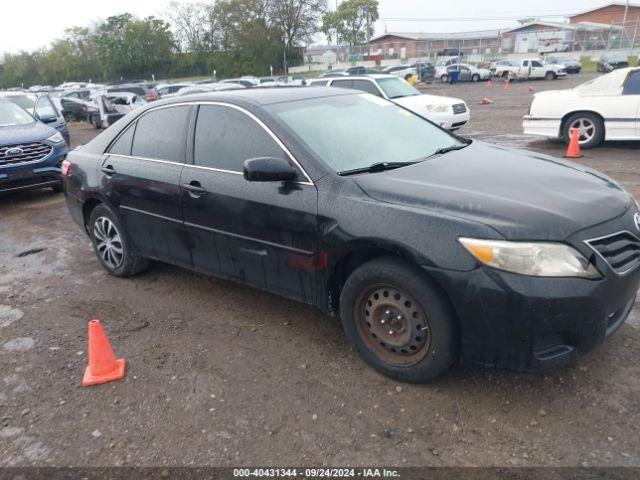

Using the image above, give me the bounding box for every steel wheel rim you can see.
[570,118,595,144]
[355,284,431,366]
[93,217,124,270]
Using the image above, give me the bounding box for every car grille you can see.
[586,231,640,275]
[0,142,52,166]
[452,103,467,115]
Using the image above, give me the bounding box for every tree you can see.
[166,1,213,53]
[322,0,378,47]
[93,14,176,79]
[268,0,327,49]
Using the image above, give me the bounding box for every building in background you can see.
[569,1,640,24]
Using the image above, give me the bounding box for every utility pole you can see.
[335,0,340,64]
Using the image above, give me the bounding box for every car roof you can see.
[156,86,358,108]
[319,74,396,81]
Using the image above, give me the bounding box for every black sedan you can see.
[597,54,629,72]
[62,88,640,382]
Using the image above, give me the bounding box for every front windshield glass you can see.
[0,102,35,127]
[269,94,462,174]
[377,77,420,99]
[6,95,35,111]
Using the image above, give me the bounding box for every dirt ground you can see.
[2,74,640,468]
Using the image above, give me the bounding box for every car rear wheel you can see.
[340,257,458,383]
[563,112,604,149]
[471,74,480,82]
[440,74,448,83]
[89,204,149,277]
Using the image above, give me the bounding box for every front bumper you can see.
[0,142,68,193]
[523,115,562,138]
[428,265,639,372]
[422,110,470,131]
[426,208,640,372]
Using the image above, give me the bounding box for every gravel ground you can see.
[1,75,640,468]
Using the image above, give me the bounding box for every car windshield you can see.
[0,101,35,127]
[377,77,420,99]
[574,70,626,95]
[5,95,35,111]
[268,93,463,174]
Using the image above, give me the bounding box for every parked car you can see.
[494,58,566,80]
[437,63,492,83]
[154,83,192,99]
[176,84,247,96]
[489,59,516,75]
[381,64,418,81]
[437,48,463,57]
[52,97,92,122]
[319,70,348,78]
[0,92,70,144]
[319,67,378,78]
[308,74,470,130]
[87,92,146,129]
[597,53,629,73]
[542,55,582,73]
[0,100,69,193]
[523,67,640,148]
[221,78,259,88]
[63,87,640,382]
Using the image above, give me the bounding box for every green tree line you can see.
[0,0,378,88]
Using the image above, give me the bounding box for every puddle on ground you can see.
[2,337,34,352]
[0,306,24,328]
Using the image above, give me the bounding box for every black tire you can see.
[544,71,556,80]
[563,112,604,149]
[471,73,480,82]
[440,74,448,83]
[88,204,149,277]
[63,112,74,123]
[340,256,458,383]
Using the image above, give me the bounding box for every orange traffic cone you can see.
[564,128,583,158]
[528,86,534,92]
[503,80,510,91]
[479,97,493,105]
[82,320,126,386]
[486,79,493,88]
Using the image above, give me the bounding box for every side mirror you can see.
[243,157,297,182]
[38,114,58,124]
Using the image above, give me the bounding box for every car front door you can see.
[100,105,192,266]
[531,60,546,78]
[180,103,319,302]
[458,66,471,81]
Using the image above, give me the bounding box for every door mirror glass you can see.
[243,157,297,182]
[38,114,58,123]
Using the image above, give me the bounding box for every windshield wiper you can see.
[338,161,418,176]
[429,142,470,157]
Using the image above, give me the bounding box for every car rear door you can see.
[181,103,319,301]
[621,70,640,138]
[100,105,192,266]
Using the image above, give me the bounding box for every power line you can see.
[379,15,571,22]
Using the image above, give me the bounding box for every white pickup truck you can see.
[494,58,567,81]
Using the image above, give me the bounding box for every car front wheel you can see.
[563,112,604,149]
[340,257,458,383]
[544,71,557,80]
[89,204,149,277]
[471,74,480,82]
[440,74,448,83]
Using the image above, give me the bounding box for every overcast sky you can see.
[1,0,612,54]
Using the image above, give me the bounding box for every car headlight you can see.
[46,132,64,143]
[459,237,600,278]
[426,104,450,113]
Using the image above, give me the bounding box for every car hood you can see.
[393,94,465,109]
[0,121,56,145]
[354,141,631,240]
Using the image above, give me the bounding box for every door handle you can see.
[182,181,207,197]
[101,165,116,175]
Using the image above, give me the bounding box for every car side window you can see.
[331,79,353,89]
[311,80,329,86]
[623,71,640,95]
[532,61,543,68]
[36,96,57,119]
[194,105,285,172]
[108,122,136,156]
[350,80,382,97]
[131,106,190,162]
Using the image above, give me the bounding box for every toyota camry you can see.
[63,88,640,382]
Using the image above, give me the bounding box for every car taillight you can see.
[61,159,72,177]
[146,92,157,101]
